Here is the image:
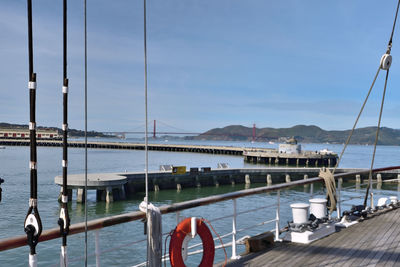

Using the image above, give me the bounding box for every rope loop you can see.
[318,168,337,213]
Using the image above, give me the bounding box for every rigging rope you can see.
[143,0,150,266]
[24,1,43,266]
[332,67,380,175]
[364,69,390,207]
[363,0,400,207]
[84,0,88,266]
[58,1,70,266]
[332,0,399,209]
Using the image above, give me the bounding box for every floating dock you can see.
[55,167,400,202]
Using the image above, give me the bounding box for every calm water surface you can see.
[0,140,399,266]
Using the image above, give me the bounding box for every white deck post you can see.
[95,230,100,267]
[337,179,342,219]
[231,199,240,259]
[275,190,282,241]
[176,211,180,225]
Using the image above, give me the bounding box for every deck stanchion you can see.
[95,230,100,267]
[337,180,342,219]
[176,211,180,225]
[231,199,240,259]
[275,190,281,241]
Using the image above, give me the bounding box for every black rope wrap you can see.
[59,0,70,249]
[26,0,42,255]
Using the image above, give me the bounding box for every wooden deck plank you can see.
[366,210,400,266]
[376,229,400,267]
[223,208,400,267]
[381,212,400,267]
[358,211,399,266]
[324,218,378,267]
[329,211,394,267]
[349,210,398,266]
[304,221,369,266]
[311,218,371,266]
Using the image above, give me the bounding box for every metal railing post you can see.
[231,199,240,259]
[176,211,180,224]
[275,190,282,241]
[95,230,100,267]
[337,180,342,219]
[310,183,314,197]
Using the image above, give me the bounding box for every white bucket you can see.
[290,203,309,224]
[309,198,327,219]
[377,197,388,207]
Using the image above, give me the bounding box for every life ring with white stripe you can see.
[169,217,215,267]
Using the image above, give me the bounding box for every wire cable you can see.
[84,0,88,266]
[143,0,150,265]
[58,1,70,266]
[387,0,400,52]
[332,67,380,175]
[363,70,390,207]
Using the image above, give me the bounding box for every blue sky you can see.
[1,0,400,133]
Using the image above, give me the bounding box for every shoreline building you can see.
[279,137,301,154]
[0,128,60,139]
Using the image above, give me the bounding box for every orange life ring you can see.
[169,217,215,267]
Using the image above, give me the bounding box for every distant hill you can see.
[188,125,400,145]
[0,122,110,138]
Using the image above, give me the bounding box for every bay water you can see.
[0,140,399,266]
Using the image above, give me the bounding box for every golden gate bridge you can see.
[102,120,259,140]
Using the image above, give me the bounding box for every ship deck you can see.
[222,207,400,267]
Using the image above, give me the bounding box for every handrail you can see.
[1,165,399,252]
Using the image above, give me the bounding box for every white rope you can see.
[319,168,337,213]
[139,202,162,267]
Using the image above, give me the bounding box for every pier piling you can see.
[77,188,85,203]
[267,174,272,185]
[285,174,291,183]
[377,173,382,183]
[245,174,251,184]
[356,174,361,183]
[106,187,113,203]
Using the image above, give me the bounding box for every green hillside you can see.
[190,125,400,145]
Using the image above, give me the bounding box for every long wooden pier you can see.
[0,139,338,167]
[221,207,400,266]
[0,139,243,154]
